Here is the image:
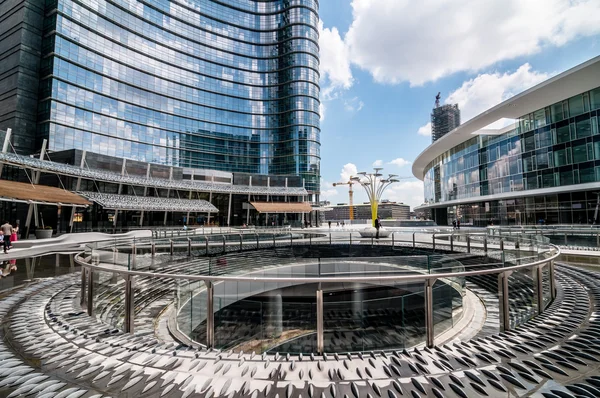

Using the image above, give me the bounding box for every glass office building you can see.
[33,0,320,195]
[413,57,600,226]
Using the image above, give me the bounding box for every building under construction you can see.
[431,93,461,142]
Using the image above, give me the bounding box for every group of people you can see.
[0,221,18,254]
[452,219,461,230]
[327,221,346,228]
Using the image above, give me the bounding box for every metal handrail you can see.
[74,246,558,283]
[76,231,559,351]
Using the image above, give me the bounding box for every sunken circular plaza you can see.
[4,229,600,397]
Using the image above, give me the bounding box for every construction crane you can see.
[333,178,355,220]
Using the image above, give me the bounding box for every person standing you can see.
[375,216,381,239]
[1,222,12,254]
[9,223,18,248]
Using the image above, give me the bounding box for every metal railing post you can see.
[131,242,136,269]
[170,239,174,256]
[549,260,556,300]
[391,232,394,248]
[536,265,544,314]
[413,232,416,249]
[239,234,243,251]
[499,239,504,251]
[450,234,453,251]
[564,233,567,246]
[222,235,227,253]
[329,233,332,245]
[273,233,276,247]
[205,236,209,255]
[316,287,324,354]
[151,242,156,257]
[206,281,214,348]
[188,238,192,256]
[498,271,511,331]
[87,269,94,316]
[483,237,488,253]
[290,233,293,247]
[255,233,259,249]
[466,235,471,253]
[80,267,87,309]
[432,234,436,251]
[425,278,435,348]
[124,274,135,333]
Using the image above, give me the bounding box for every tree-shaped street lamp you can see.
[351,168,400,227]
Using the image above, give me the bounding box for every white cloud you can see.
[389,158,411,168]
[417,122,432,137]
[344,0,600,86]
[372,159,383,167]
[381,180,425,210]
[415,63,551,133]
[320,180,339,199]
[340,163,358,182]
[318,20,353,91]
[343,97,364,112]
[319,103,325,121]
[446,63,551,125]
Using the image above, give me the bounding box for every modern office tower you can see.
[431,98,461,143]
[413,57,600,226]
[1,0,320,193]
[0,0,321,229]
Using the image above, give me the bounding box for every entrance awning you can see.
[0,180,90,207]
[250,202,313,213]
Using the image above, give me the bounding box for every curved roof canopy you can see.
[412,56,600,180]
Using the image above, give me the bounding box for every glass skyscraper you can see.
[31,0,320,194]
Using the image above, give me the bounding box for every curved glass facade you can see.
[37,0,321,193]
[423,86,600,225]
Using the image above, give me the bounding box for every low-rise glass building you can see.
[413,57,600,226]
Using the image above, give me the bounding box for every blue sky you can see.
[317,0,600,209]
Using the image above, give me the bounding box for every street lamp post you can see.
[351,168,400,227]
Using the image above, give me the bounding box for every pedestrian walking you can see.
[1,222,12,254]
[375,217,381,239]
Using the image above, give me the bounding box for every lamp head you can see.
[357,171,367,176]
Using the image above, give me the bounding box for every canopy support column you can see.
[246,176,252,225]
[69,151,87,232]
[207,189,213,226]
[139,164,151,227]
[163,167,173,226]
[25,139,47,238]
[227,193,232,226]
[0,128,12,177]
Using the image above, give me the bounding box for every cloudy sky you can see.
[318,0,600,209]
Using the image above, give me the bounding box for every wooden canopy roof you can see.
[0,180,90,207]
[250,202,312,213]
